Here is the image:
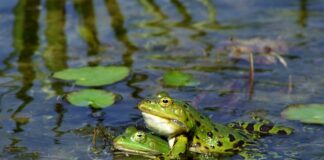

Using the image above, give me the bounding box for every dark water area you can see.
[0,0,323,159]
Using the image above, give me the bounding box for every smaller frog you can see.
[113,127,189,159]
[113,127,170,158]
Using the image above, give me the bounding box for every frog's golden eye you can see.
[159,97,172,107]
[131,131,146,142]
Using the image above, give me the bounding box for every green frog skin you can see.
[227,120,293,137]
[113,126,170,157]
[138,92,293,156]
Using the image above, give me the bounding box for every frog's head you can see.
[138,92,190,137]
[113,127,170,156]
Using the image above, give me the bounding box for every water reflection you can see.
[73,0,102,57]
[52,103,65,139]
[43,0,67,72]
[171,0,206,38]
[2,0,40,156]
[297,0,308,27]
[12,0,40,132]
[138,0,171,37]
[171,0,192,26]
[104,0,137,67]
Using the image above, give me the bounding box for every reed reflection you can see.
[43,0,68,72]
[73,0,102,57]
[12,0,40,133]
[44,0,68,138]
[170,0,206,38]
[138,0,171,37]
[104,0,137,66]
[297,0,308,27]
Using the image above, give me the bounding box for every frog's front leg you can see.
[167,135,188,159]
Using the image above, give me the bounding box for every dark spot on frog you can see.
[233,140,245,148]
[195,120,201,127]
[195,135,200,140]
[228,134,235,142]
[217,141,223,147]
[207,131,213,138]
[260,124,273,132]
[277,130,287,135]
[246,123,255,133]
[214,127,218,132]
[210,145,215,149]
[196,142,201,147]
[204,146,209,150]
[199,115,204,119]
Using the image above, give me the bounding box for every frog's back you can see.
[189,122,253,155]
[183,104,252,155]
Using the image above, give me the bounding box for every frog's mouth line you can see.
[113,144,159,156]
[113,146,160,159]
[138,103,176,121]
[141,112,185,127]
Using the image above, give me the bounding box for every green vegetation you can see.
[66,89,116,109]
[53,66,130,86]
[162,71,199,87]
[282,104,324,124]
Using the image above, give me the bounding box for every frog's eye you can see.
[159,97,172,107]
[131,131,146,142]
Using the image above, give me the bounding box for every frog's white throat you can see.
[141,112,186,136]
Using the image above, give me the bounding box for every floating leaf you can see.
[53,66,130,86]
[281,104,324,124]
[162,71,199,87]
[66,89,116,109]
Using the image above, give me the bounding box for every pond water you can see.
[0,0,324,159]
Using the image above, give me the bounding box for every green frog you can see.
[113,126,187,159]
[138,92,293,157]
[113,126,170,158]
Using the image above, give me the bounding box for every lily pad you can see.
[53,66,130,86]
[281,104,324,124]
[162,71,199,87]
[66,89,116,109]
